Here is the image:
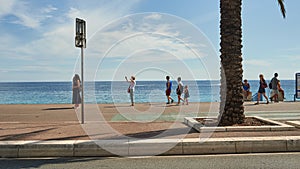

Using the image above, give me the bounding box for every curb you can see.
[286,121,300,128]
[184,116,296,133]
[1,136,300,158]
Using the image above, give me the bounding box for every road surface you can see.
[1,153,299,169]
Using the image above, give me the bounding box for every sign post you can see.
[75,18,86,124]
[295,73,300,102]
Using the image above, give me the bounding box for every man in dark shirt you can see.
[270,73,279,102]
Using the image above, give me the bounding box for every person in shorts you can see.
[270,73,279,102]
[165,76,174,104]
[255,74,269,105]
[176,77,184,105]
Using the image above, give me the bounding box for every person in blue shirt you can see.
[242,79,251,100]
[165,76,174,104]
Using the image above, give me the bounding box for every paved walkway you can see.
[0,102,299,157]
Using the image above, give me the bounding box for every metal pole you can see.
[81,47,84,124]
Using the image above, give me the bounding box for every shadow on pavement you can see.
[123,126,198,139]
[0,128,56,141]
[43,107,74,111]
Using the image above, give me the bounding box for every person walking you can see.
[72,74,81,109]
[183,85,190,105]
[125,76,136,106]
[176,77,184,105]
[255,74,269,105]
[165,76,174,104]
[270,73,280,102]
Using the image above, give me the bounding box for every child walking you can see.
[183,85,190,105]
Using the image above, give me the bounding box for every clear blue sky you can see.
[0,0,299,82]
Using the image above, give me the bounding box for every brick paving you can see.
[0,102,299,141]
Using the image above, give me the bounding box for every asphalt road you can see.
[1,153,300,169]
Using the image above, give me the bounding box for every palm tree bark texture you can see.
[218,0,286,126]
[218,0,244,126]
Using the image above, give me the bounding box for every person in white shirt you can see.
[125,76,136,106]
[176,77,184,105]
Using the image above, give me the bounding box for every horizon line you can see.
[0,79,296,83]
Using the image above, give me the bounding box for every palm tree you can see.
[218,0,286,126]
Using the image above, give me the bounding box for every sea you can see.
[0,80,297,104]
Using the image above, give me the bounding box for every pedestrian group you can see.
[242,72,285,105]
[73,72,283,108]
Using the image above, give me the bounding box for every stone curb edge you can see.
[0,136,299,158]
[184,116,296,133]
[286,121,300,128]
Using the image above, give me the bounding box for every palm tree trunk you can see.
[218,0,245,126]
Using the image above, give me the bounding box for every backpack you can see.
[269,82,272,89]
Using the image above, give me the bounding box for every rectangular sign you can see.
[75,18,86,48]
[296,73,300,98]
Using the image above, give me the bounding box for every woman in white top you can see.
[176,77,184,105]
[125,76,136,106]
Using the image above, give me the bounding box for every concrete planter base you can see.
[184,116,295,133]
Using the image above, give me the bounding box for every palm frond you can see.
[277,0,286,18]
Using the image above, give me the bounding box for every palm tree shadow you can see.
[43,107,74,110]
[119,125,198,139]
[0,128,56,141]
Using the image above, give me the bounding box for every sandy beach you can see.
[0,102,299,141]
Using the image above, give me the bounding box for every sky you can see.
[0,0,299,82]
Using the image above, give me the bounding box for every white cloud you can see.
[12,13,40,28]
[144,13,162,20]
[67,7,81,20]
[41,5,58,14]
[99,33,205,61]
[0,1,220,81]
[0,0,16,16]
[0,0,58,28]
[0,0,146,81]
[2,0,145,61]
[87,13,211,61]
[84,13,219,81]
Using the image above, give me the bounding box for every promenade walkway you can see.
[0,102,299,157]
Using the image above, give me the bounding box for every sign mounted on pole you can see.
[75,18,86,48]
[75,18,86,124]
